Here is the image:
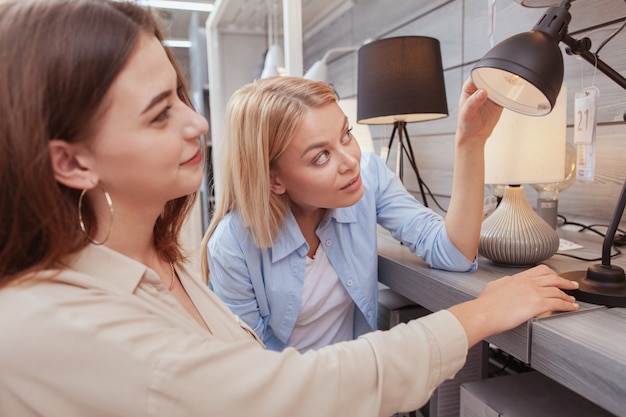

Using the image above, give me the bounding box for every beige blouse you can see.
[0,244,468,417]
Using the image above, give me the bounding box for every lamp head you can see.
[261,44,285,79]
[471,1,572,116]
[303,59,327,82]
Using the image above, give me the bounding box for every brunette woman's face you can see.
[270,102,363,215]
[85,34,208,209]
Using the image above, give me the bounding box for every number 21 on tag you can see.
[574,86,599,181]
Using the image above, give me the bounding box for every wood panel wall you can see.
[303,0,626,226]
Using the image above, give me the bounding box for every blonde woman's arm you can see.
[445,77,503,261]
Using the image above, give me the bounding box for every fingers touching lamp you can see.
[480,86,567,266]
[472,0,626,305]
[356,36,448,207]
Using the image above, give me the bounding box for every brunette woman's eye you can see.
[313,150,330,165]
[151,105,172,123]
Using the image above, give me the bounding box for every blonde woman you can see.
[204,76,532,352]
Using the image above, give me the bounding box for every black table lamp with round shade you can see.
[357,36,448,207]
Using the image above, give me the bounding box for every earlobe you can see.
[48,139,96,189]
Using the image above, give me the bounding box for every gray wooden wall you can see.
[302,0,626,227]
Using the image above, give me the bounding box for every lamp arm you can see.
[600,180,626,266]
[561,33,626,90]
[320,45,361,63]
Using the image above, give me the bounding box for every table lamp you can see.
[356,36,448,207]
[479,85,567,266]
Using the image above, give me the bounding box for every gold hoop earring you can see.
[78,186,114,245]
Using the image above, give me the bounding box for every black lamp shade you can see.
[357,36,448,125]
[471,30,564,116]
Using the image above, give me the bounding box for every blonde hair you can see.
[201,76,338,282]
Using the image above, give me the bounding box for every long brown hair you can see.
[0,0,197,285]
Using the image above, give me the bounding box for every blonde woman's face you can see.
[270,102,363,215]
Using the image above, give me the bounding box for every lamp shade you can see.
[484,84,567,185]
[357,36,448,125]
[303,59,327,82]
[471,31,564,116]
[470,3,571,116]
[261,43,285,79]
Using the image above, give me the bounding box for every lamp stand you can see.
[385,121,429,207]
[536,197,559,229]
[560,179,626,307]
[479,185,560,266]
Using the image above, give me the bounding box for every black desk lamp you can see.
[561,181,626,307]
[471,0,626,306]
[356,36,449,207]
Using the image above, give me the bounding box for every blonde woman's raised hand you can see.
[456,77,503,145]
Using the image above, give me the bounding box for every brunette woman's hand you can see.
[448,265,580,347]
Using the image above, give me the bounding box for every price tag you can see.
[574,86,598,181]
[574,86,599,145]
[577,142,595,181]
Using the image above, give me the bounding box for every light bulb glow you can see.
[503,73,523,85]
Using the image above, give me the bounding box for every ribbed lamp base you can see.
[479,185,559,266]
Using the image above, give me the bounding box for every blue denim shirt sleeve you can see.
[365,152,477,272]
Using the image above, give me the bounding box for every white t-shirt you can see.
[289,245,355,352]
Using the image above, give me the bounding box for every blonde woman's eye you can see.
[342,128,354,143]
[313,151,330,165]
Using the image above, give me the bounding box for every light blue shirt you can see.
[207,152,477,351]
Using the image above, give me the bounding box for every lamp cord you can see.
[594,19,626,54]
[555,214,624,261]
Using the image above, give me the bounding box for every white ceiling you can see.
[156,0,356,41]
[214,0,355,38]
[150,0,356,80]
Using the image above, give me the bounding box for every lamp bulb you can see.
[531,142,576,228]
[503,73,524,86]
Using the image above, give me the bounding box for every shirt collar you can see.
[60,244,149,294]
[270,205,359,262]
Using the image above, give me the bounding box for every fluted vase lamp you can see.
[479,85,567,266]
